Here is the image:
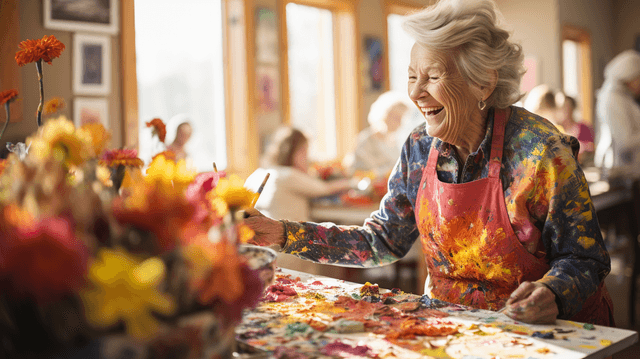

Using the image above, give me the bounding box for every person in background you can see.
[244,0,612,326]
[343,91,410,178]
[523,84,559,126]
[594,50,640,179]
[245,126,354,275]
[555,93,595,165]
[166,121,193,161]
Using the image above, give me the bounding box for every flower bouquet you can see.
[0,36,269,359]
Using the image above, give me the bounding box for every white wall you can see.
[495,0,562,90]
[559,0,616,93]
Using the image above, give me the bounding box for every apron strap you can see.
[488,108,508,178]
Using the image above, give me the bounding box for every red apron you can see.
[414,108,614,325]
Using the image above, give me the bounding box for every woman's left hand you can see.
[503,281,559,324]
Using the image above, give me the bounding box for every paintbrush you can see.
[250,172,270,208]
[212,162,218,173]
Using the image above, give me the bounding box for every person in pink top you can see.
[555,93,595,165]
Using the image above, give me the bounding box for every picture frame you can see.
[73,33,111,95]
[44,0,119,34]
[364,36,384,92]
[74,97,109,129]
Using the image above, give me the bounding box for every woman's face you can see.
[292,142,308,172]
[407,44,480,144]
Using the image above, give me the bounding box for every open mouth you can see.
[422,106,444,116]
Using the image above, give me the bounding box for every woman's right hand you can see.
[242,207,286,247]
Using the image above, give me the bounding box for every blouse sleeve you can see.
[281,140,423,267]
[532,135,611,318]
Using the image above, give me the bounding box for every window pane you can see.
[387,14,415,93]
[286,3,337,162]
[135,0,226,171]
[562,39,583,119]
[387,13,421,142]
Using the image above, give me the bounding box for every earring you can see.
[478,99,487,110]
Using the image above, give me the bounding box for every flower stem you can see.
[35,59,44,127]
[0,103,10,142]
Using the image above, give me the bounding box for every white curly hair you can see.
[402,0,526,108]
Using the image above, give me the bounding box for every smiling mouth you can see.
[422,106,444,116]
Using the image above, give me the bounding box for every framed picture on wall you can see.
[44,0,119,34]
[73,34,111,95]
[365,36,384,92]
[74,97,109,129]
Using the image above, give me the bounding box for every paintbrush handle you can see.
[250,172,270,207]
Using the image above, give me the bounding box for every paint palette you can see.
[236,268,638,358]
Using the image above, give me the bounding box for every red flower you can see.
[100,148,144,168]
[0,214,88,303]
[146,118,167,143]
[0,89,18,106]
[112,183,197,253]
[15,35,65,66]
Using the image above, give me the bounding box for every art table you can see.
[237,268,638,359]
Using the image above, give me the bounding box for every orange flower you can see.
[146,118,166,143]
[15,35,65,66]
[100,149,143,168]
[0,89,18,106]
[43,97,65,115]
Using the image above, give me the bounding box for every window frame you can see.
[561,24,593,126]
[280,0,360,160]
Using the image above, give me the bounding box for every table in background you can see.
[237,268,638,359]
[585,167,640,327]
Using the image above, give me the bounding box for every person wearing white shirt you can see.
[594,50,640,179]
[245,126,353,275]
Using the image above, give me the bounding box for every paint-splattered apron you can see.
[415,108,614,325]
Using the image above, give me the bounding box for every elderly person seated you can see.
[595,50,640,179]
[343,91,410,178]
[245,0,612,326]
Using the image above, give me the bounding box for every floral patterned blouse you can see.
[281,106,610,319]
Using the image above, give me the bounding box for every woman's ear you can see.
[481,69,499,100]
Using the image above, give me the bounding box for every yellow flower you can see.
[214,174,255,211]
[119,167,143,192]
[146,153,196,192]
[238,223,255,244]
[81,248,175,340]
[96,165,112,187]
[28,116,90,167]
[78,122,111,157]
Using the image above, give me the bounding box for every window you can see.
[134,0,226,171]
[386,2,422,142]
[561,25,593,126]
[387,13,415,94]
[286,3,337,162]
[282,0,358,163]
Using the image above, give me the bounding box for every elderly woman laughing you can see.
[244,0,613,325]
